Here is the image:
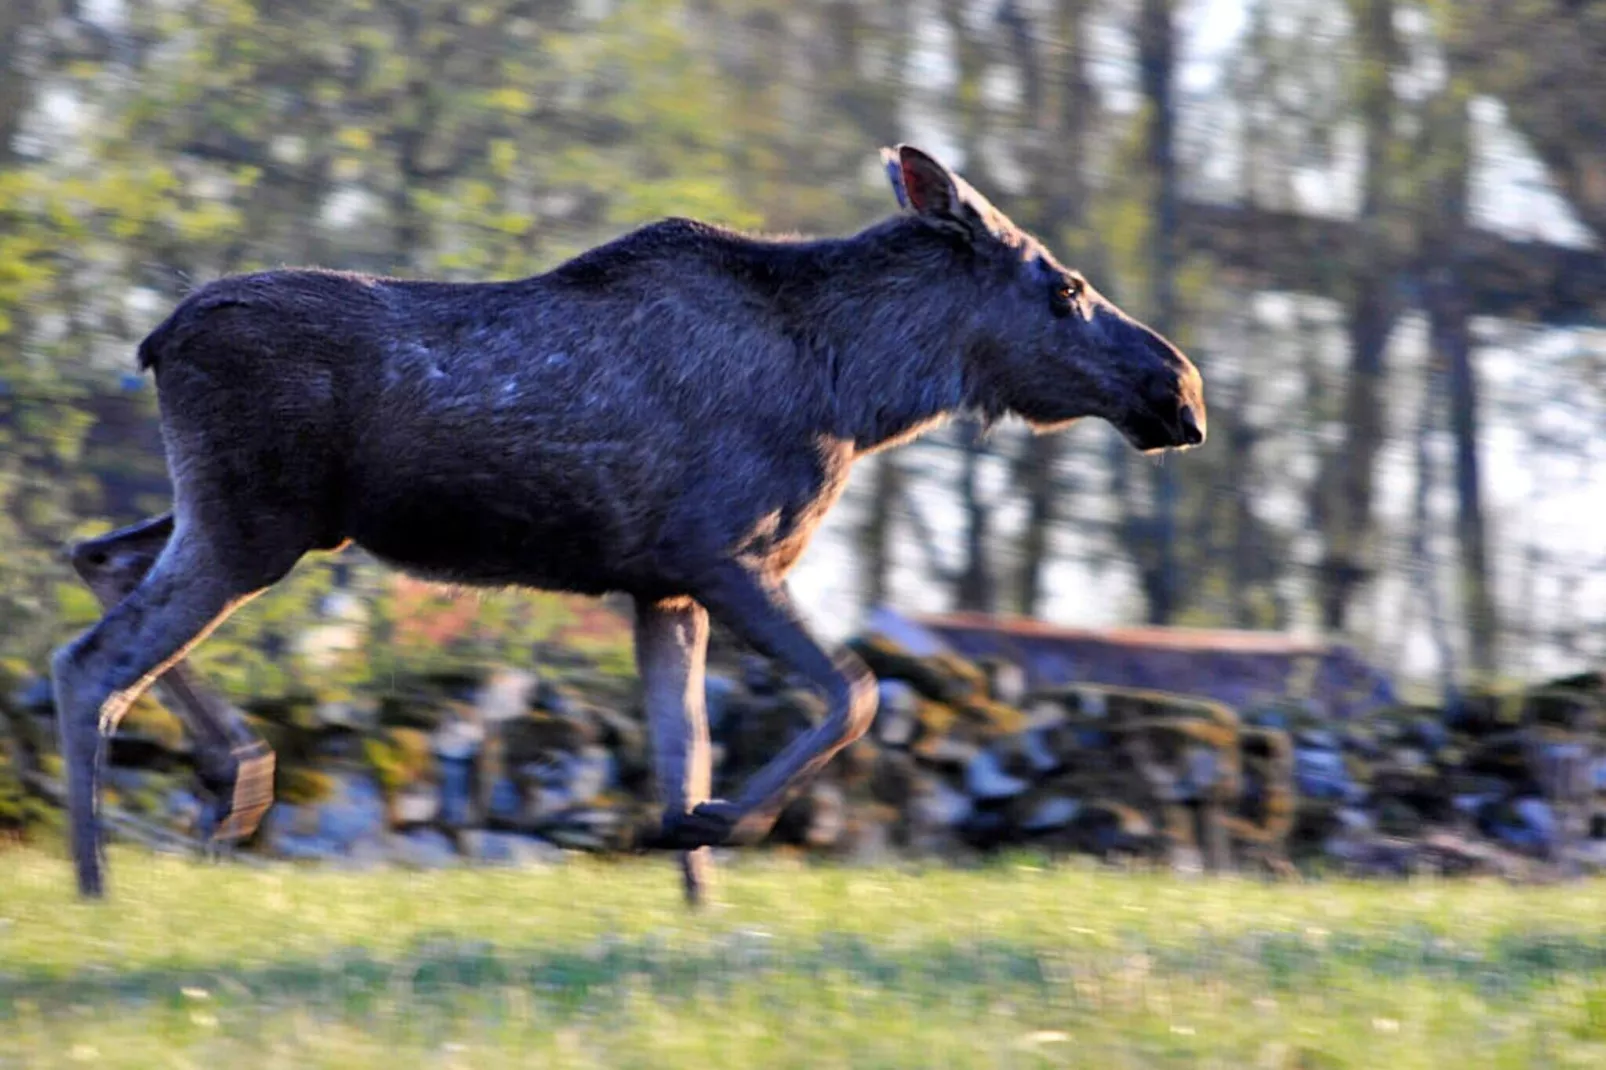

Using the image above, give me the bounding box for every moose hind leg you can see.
[50,525,290,897]
[68,514,276,844]
[655,564,877,850]
[633,596,718,906]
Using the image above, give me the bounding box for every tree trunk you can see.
[1138,0,1180,625]
[0,0,52,168]
[1015,434,1056,616]
[1423,75,1498,677]
[1318,0,1400,634]
[955,420,997,614]
[857,454,901,614]
[940,2,998,615]
[1004,0,1097,618]
[1409,345,1459,697]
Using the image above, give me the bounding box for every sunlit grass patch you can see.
[3,847,1605,1068]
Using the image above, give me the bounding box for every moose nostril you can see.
[1178,405,1204,446]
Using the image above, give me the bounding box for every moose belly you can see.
[344,465,653,595]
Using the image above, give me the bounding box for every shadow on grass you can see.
[5,927,1605,1019]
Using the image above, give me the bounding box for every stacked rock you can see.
[2,632,1602,880]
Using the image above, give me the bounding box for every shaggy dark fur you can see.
[51,145,1205,903]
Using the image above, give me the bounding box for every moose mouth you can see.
[1119,403,1206,454]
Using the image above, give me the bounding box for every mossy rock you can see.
[1369,765,1456,829]
[363,727,436,798]
[501,713,594,767]
[245,710,358,788]
[1240,698,1325,733]
[1241,726,1293,767]
[928,653,989,701]
[1229,782,1297,844]
[374,670,485,729]
[1373,797,1426,838]
[1342,752,1376,788]
[277,766,337,806]
[246,716,294,761]
[1121,715,1238,752]
[1234,728,1298,843]
[588,706,648,789]
[1522,688,1602,734]
[1103,691,1188,724]
[869,748,920,808]
[830,734,880,795]
[1108,689,1239,731]
[1030,685,1239,738]
[1450,688,1527,736]
[955,698,1029,739]
[1020,685,1121,721]
[1461,734,1530,778]
[1001,779,1081,833]
[974,655,1027,703]
[1433,742,1469,769]
[1118,718,1244,804]
[908,698,958,745]
[1288,802,1345,860]
[717,694,818,787]
[376,693,446,731]
[847,635,983,705]
[242,693,324,731]
[1062,799,1161,857]
[119,771,186,819]
[1541,670,1604,694]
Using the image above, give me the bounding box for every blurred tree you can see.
[1134,0,1181,625]
[1418,42,1497,677]
[1000,0,1103,619]
[1312,0,1402,636]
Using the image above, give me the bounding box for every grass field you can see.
[3,846,1606,1068]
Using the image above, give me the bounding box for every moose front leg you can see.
[651,564,877,850]
[67,513,275,844]
[633,595,716,907]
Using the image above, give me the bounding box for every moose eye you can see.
[1052,277,1085,315]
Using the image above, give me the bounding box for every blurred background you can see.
[2,0,1603,701]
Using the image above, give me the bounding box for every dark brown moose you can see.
[51,145,1205,904]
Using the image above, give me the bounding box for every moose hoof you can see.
[641,800,743,851]
[201,742,276,843]
[73,841,107,900]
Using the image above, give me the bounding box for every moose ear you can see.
[881,144,980,241]
[881,147,911,210]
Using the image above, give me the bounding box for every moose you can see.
[50,145,1205,904]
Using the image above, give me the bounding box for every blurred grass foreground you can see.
[4,846,1606,1069]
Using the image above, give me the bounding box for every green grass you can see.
[4,847,1606,1068]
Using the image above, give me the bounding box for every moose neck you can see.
[791,218,998,455]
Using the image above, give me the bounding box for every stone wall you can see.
[2,614,1603,880]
